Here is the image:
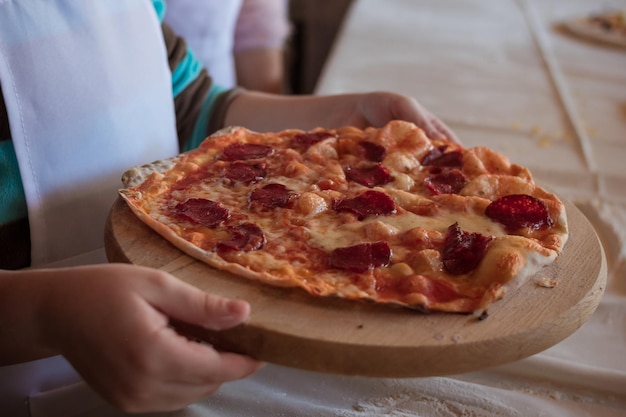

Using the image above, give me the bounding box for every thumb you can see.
[146,272,251,331]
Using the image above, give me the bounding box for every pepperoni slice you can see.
[421,146,463,168]
[291,132,335,151]
[224,161,267,184]
[249,183,297,209]
[329,241,391,272]
[333,190,396,219]
[344,164,394,188]
[173,198,229,227]
[220,143,273,161]
[485,194,553,231]
[217,223,265,252]
[424,169,468,195]
[359,141,386,162]
[442,223,493,275]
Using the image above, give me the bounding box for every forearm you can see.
[223,90,368,132]
[223,90,459,143]
[0,269,58,364]
[235,48,285,94]
[0,264,261,412]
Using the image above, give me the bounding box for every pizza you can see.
[563,9,626,48]
[119,120,568,314]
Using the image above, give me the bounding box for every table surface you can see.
[316,0,626,415]
[98,1,626,416]
[207,1,626,416]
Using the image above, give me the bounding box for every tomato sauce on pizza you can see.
[119,121,568,314]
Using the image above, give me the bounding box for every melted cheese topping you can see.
[307,210,506,252]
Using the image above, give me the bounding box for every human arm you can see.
[233,0,290,93]
[235,47,285,93]
[158,6,458,147]
[223,90,460,142]
[0,264,261,413]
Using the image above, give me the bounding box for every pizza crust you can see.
[563,12,626,48]
[121,127,244,188]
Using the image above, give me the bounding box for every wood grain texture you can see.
[105,197,606,377]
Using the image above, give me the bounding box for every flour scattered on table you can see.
[536,277,558,288]
[338,378,522,417]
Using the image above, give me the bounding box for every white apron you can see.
[0,0,178,415]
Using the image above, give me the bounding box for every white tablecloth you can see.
[315,1,626,415]
[42,0,626,415]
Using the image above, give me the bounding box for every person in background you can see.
[165,0,291,93]
[0,0,457,416]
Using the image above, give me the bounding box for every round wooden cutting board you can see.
[105,197,606,378]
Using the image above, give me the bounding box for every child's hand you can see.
[338,92,459,143]
[39,264,261,413]
[224,90,459,143]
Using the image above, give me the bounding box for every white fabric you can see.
[0,0,179,266]
[0,0,178,415]
[164,0,243,87]
[164,0,290,88]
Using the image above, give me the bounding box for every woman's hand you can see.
[4,264,261,413]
